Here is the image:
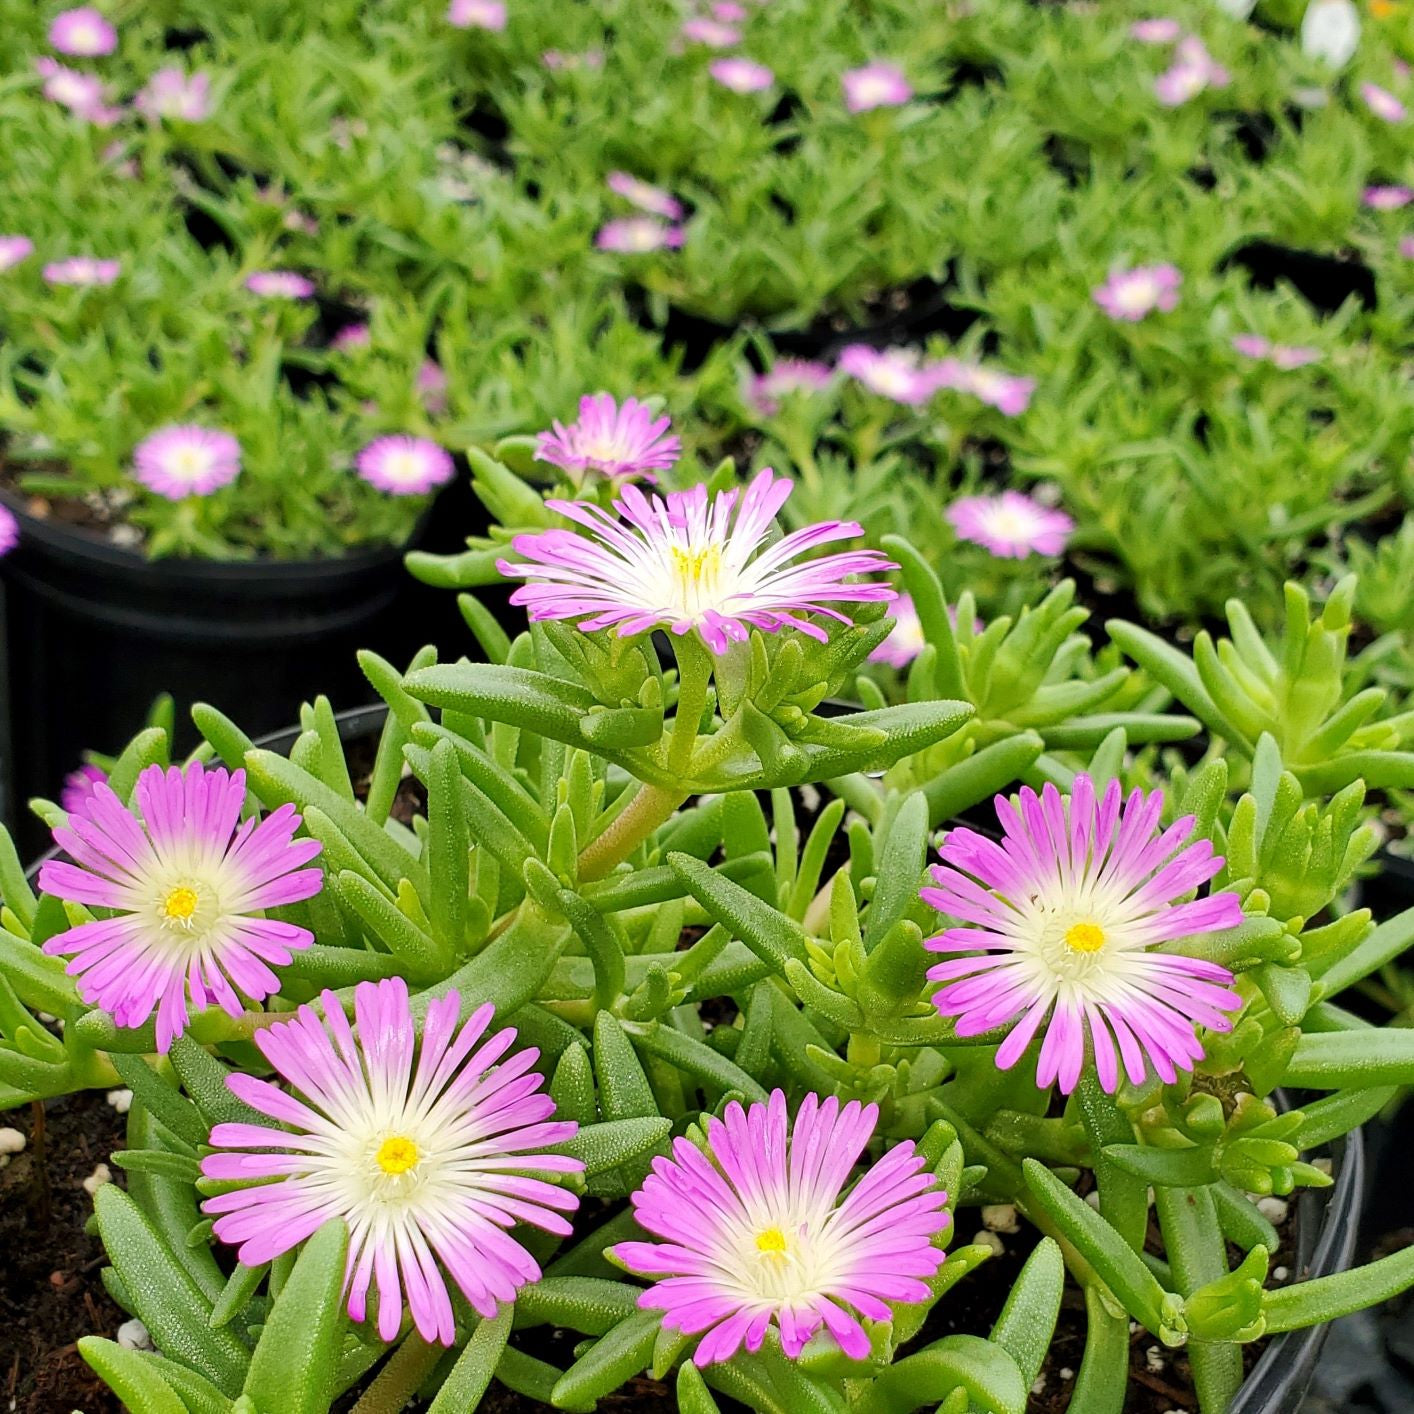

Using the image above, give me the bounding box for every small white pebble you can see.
[1312,1157,1333,1176]
[1146,1346,1165,1373]
[83,1163,112,1196]
[105,1089,133,1115]
[981,1203,1020,1234]
[1257,1197,1289,1225]
[1084,1190,1102,1210]
[1273,1266,1289,1281]
[116,1318,151,1351]
[1058,1367,1074,1381]
[0,1127,26,1155]
[972,1230,1005,1257]
[1129,1320,1141,1333]
[1031,1376,1047,1396]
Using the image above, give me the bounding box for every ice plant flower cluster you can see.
[1363,184,1413,211]
[448,0,507,31]
[498,467,896,654]
[612,1091,948,1365]
[869,593,926,668]
[134,425,242,499]
[838,344,945,405]
[710,57,773,92]
[606,172,684,221]
[842,63,913,112]
[36,59,119,124]
[535,393,681,482]
[1093,264,1182,321]
[354,436,455,495]
[202,978,583,1345]
[923,775,1244,1094]
[595,217,685,253]
[0,236,33,272]
[49,7,118,57]
[947,491,1072,559]
[134,68,212,122]
[746,358,833,415]
[0,505,17,558]
[38,763,323,1051]
[1232,334,1321,370]
[43,255,120,286]
[245,269,316,298]
[1154,37,1229,106]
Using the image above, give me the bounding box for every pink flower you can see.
[1231,334,1320,369]
[842,62,913,113]
[498,468,896,655]
[606,172,684,220]
[245,269,316,298]
[1363,184,1413,210]
[1361,82,1407,123]
[746,358,833,415]
[595,217,685,253]
[869,594,926,668]
[612,1091,949,1366]
[49,7,117,56]
[947,490,1072,559]
[535,393,681,481]
[922,775,1244,1094]
[448,0,507,29]
[1401,236,1414,259]
[330,322,371,351]
[418,359,450,414]
[134,68,211,122]
[942,362,1036,416]
[36,58,119,123]
[710,57,774,92]
[1130,17,1182,42]
[1093,263,1182,321]
[1154,37,1229,105]
[838,344,946,405]
[39,763,323,1051]
[354,436,455,495]
[0,506,17,558]
[712,1,748,19]
[202,977,582,1345]
[134,425,242,499]
[0,236,34,272]
[682,17,741,46]
[43,255,120,286]
[61,764,107,816]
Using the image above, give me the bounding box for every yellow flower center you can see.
[1064,921,1106,953]
[755,1227,789,1256]
[163,886,200,923]
[671,544,722,586]
[375,1136,420,1176]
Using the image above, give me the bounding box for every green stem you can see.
[1075,1073,1148,1252]
[350,1334,443,1414]
[1068,1284,1129,1414]
[577,783,687,881]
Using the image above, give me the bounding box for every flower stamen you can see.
[375,1135,421,1176]
[1063,921,1106,953]
[162,886,200,925]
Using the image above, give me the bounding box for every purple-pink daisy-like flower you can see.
[1231,334,1320,369]
[418,359,450,414]
[595,217,685,253]
[61,763,107,816]
[535,393,681,481]
[606,172,684,220]
[43,255,120,286]
[838,344,946,405]
[134,425,241,499]
[869,593,926,668]
[498,468,896,654]
[682,17,741,46]
[942,362,1036,417]
[712,1,748,19]
[0,506,17,558]
[1092,263,1182,321]
[355,436,455,495]
[746,358,833,416]
[202,977,583,1346]
[947,491,1073,560]
[38,763,323,1052]
[245,269,315,299]
[35,58,119,123]
[448,0,507,30]
[134,67,211,122]
[611,1091,949,1366]
[1153,37,1229,106]
[0,236,34,272]
[49,7,117,56]
[1361,82,1407,123]
[842,62,913,113]
[1130,17,1182,42]
[330,322,371,352]
[710,57,774,92]
[1363,184,1413,210]
[922,776,1244,1094]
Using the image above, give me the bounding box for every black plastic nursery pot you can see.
[0,494,464,857]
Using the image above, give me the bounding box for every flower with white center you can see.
[1363,184,1413,211]
[613,1090,949,1366]
[710,57,774,92]
[1130,18,1183,42]
[1231,334,1320,369]
[49,7,117,56]
[869,593,926,668]
[1302,0,1360,67]
[35,58,117,122]
[595,217,685,253]
[245,269,315,299]
[39,763,322,1051]
[922,775,1244,1094]
[133,425,241,499]
[1153,37,1229,105]
[202,977,583,1345]
[134,68,211,122]
[354,436,455,495]
[448,0,507,30]
[1361,82,1407,123]
[0,236,33,272]
[944,363,1037,416]
[498,467,896,654]
[838,344,947,405]
[42,255,120,286]
[606,172,684,220]
[1093,263,1182,320]
[682,17,741,46]
[535,393,681,481]
[947,490,1072,559]
[842,63,913,113]
[746,358,833,416]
